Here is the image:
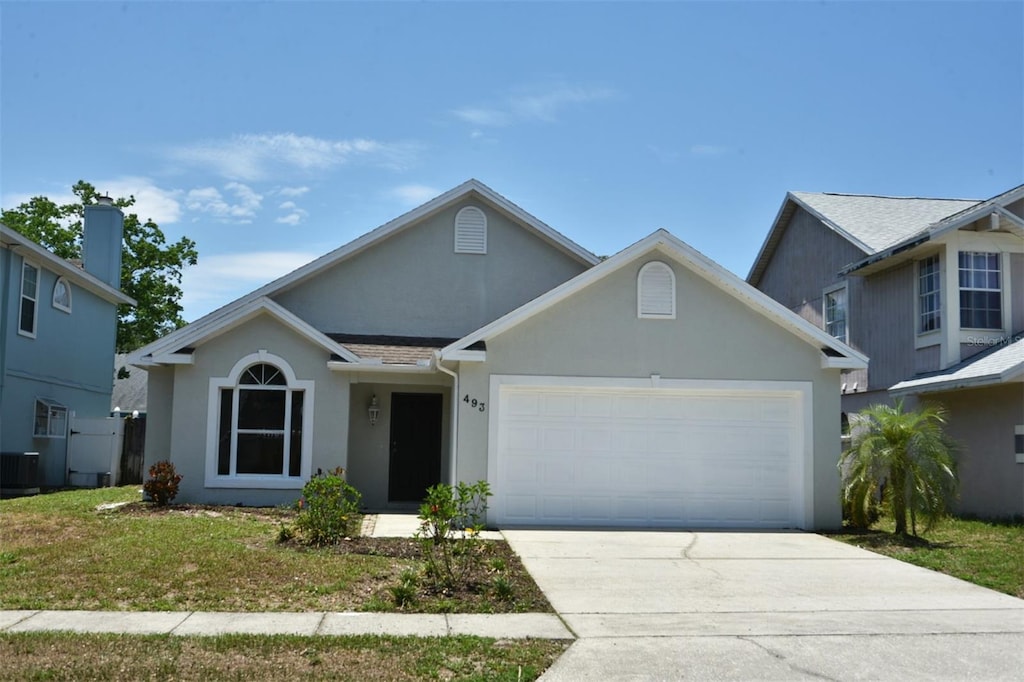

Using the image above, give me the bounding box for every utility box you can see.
[1,452,41,497]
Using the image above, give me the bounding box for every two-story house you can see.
[749,184,1024,518]
[1,200,135,490]
[129,180,866,530]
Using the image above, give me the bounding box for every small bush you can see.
[143,460,182,507]
[389,569,419,609]
[416,480,492,591]
[491,575,514,602]
[276,524,295,543]
[294,467,362,546]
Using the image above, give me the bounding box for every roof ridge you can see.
[793,191,980,202]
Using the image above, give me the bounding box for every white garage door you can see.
[493,381,806,529]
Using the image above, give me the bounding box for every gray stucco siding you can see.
[147,314,350,506]
[456,256,844,529]
[1011,253,1023,332]
[273,199,589,339]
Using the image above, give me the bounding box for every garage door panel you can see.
[496,384,804,529]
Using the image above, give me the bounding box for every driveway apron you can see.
[503,530,1024,681]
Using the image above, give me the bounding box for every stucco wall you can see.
[455,255,845,530]
[272,198,589,338]
[151,314,350,506]
[346,378,452,509]
[930,383,1023,519]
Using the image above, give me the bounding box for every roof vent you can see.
[455,206,487,254]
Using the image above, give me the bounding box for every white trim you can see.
[52,276,72,313]
[18,259,39,338]
[205,350,314,489]
[442,229,868,369]
[327,360,436,374]
[444,350,486,363]
[1,225,135,306]
[637,261,676,319]
[486,374,812,529]
[822,354,864,369]
[129,297,361,366]
[150,352,195,365]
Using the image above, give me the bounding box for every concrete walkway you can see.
[0,514,570,641]
[503,529,1024,680]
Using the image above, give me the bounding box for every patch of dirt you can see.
[115,501,295,524]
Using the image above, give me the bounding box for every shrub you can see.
[143,460,182,507]
[389,569,419,608]
[294,467,362,546]
[415,480,492,591]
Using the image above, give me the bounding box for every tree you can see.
[1,180,198,351]
[840,400,958,537]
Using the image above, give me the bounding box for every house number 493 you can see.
[463,394,486,412]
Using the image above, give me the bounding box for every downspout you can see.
[433,351,459,486]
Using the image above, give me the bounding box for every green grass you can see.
[0,632,570,681]
[0,487,549,613]
[829,515,1024,598]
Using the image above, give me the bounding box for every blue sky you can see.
[2,1,1021,322]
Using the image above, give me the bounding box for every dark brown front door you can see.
[388,393,442,502]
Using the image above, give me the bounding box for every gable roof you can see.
[747,192,978,285]
[127,296,361,366]
[129,179,598,365]
[442,229,867,369]
[0,224,135,306]
[890,336,1024,395]
[843,183,1024,274]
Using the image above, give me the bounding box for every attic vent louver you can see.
[638,261,676,319]
[454,206,487,254]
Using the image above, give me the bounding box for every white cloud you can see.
[3,177,183,225]
[185,182,263,222]
[168,133,419,181]
[180,250,319,321]
[274,200,308,225]
[276,186,310,197]
[453,84,616,128]
[387,184,440,206]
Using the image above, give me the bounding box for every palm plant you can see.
[840,400,958,537]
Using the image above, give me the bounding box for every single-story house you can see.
[129,180,866,529]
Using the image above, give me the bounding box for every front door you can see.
[388,393,443,502]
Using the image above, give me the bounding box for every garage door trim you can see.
[487,375,813,529]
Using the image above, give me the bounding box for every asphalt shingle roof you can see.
[791,192,979,253]
[891,337,1024,394]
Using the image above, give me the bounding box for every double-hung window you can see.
[959,252,1001,329]
[918,255,941,333]
[19,261,39,337]
[824,285,848,343]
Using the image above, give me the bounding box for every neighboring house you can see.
[749,185,1024,518]
[129,180,865,530]
[112,353,147,416]
[0,200,134,488]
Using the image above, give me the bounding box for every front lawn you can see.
[829,516,1024,598]
[0,632,569,681]
[0,487,551,613]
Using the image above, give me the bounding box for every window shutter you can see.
[454,206,487,254]
[638,261,675,318]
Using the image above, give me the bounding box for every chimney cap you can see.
[96,195,114,206]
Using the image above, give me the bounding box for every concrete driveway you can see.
[503,530,1024,681]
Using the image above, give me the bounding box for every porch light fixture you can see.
[368,395,380,426]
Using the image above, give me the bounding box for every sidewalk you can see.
[0,514,572,641]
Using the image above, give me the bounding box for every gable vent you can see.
[454,206,487,254]
[638,261,676,319]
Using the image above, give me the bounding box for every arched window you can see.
[637,261,676,319]
[454,206,487,254]
[52,277,72,313]
[207,352,314,486]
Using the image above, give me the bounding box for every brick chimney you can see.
[82,197,123,289]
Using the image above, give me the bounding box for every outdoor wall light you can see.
[368,395,380,426]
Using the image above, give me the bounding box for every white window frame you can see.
[52,276,72,313]
[205,351,314,489]
[958,251,1002,331]
[637,261,676,319]
[454,206,487,254]
[34,398,68,439]
[917,255,941,335]
[19,260,39,338]
[823,283,848,344]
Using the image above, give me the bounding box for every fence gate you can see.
[67,416,123,487]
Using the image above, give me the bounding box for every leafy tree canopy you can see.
[1,180,198,351]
